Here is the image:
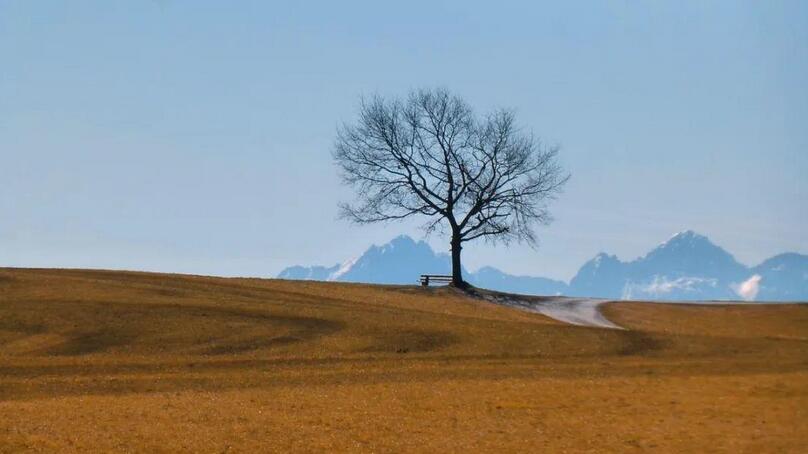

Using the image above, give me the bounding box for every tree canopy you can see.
[334,88,569,286]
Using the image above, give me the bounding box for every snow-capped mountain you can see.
[568,253,627,298]
[570,230,751,300]
[636,231,746,279]
[329,235,454,284]
[279,236,455,285]
[278,231,808,302]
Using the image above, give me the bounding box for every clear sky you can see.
[2,1,806,281]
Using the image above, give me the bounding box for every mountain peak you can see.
[374,235,428,256]
[322,234,451,284]
[665,230,708,244]
[388,235,417,247]
[592,252,619,264]
[648,230,718,256]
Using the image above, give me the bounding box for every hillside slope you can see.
[0,268,806,452]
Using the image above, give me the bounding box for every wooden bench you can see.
[420,274,453,286]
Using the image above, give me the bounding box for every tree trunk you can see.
[450,234,465,288]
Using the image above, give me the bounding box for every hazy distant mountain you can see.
[278,236,453,284]
[571,231,750,300]
[277,235,555,292]
[278,231,807,302]
[568,253,627,299]
[277,264,340,281]
[327,235,454,285]
[752,253,808,301]
[471,266,567,296]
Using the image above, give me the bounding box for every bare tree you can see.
[334,88,569,288]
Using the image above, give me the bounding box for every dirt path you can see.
[483,294,622,329]
[530,298,622,329]
[484,294,808,330]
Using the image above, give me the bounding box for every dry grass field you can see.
[0,268,806,453]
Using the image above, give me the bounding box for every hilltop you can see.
[1,268,806,452]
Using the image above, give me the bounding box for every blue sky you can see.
[2,1,806,280]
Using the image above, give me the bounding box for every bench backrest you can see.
[419,274,453,286]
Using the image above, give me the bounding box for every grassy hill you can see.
[1,268,806,452]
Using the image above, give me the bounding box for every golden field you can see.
[0,268,806,453]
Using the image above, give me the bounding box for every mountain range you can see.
[278,231,807,302]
